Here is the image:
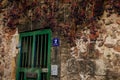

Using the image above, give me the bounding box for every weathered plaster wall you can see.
[0,1,120,80]
[60,10,120,80]
[0,13,19,80]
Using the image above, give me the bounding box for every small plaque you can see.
[26,72,37,78]
[52,38,59,46]
[51,65,58,75]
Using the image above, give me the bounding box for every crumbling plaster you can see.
[0,1,120,80]
[65,11,120,80]
[0,12,19,80]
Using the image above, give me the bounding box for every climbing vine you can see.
[1,0,120,46]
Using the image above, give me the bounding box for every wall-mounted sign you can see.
[51,65,58,76]
[52,38,59,46]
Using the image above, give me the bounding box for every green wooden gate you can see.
[16,29,51,80]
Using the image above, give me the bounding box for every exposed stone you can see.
[0,17,18,80]
[116,19,120,25]
[105,19,113,25]
[0,64,4,76]
[104,35,116,48]
[114,40,120,52]
[67,73,81,80]
[114,45,120,52]
[95,59,106,75]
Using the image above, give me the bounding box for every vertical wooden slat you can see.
[28,36,32,68]
[32,34,35,68]
[35,36,38,67]
[42,34,45,68]
[38,35,41,68]
[20,37,23,67]
[24,37,27,67]
[22,37,25,67]
[25,37,28,68]
[34,36,37,67]
[45,34,48,68]
[40,35,43,68]
[30,36,33,67]
[27,36,29,67]
[28,36,31,68]
[21,37,24,67]
[37,35,40,67]
[44,34,47,68]
[34,35,40,68]
[37,35,40,68]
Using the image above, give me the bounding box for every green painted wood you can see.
[40,35,43,69]
[36,35,39,67]
[44,34,47,68]
[16,29,51,80]
[47,31,51,80]
[32,33,35,68]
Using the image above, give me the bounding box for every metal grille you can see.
[20,36,33,68]
[34,34,48,68]
[17,30,51,80]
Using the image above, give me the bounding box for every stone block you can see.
[114,45,120,52]
[114,40,120,52]
[116,19,120,25]
[0,64,4,75]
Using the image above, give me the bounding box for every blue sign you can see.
[52,38,59,46]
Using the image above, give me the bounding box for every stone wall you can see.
[60,10,120,80]
[0,1,120,80]
[0,13,19,80]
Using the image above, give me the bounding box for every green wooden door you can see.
[16,29,51,80]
